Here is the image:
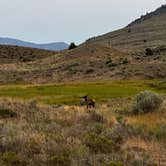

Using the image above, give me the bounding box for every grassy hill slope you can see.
[0,5,166,83]
[87,5,166,52]
[0,45,56,64]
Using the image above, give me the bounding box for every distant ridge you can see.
[0,37,69,51]
[127,4,166,27]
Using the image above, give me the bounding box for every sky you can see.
[0,0,165,44]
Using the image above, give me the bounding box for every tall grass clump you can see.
[132,91,163,114]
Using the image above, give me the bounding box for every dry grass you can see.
[123,137,166,166]
[0,98,119,166]
[127,111,166,129]
[0,45,56,64]
[0,97,165,165]
[0,42,166,83]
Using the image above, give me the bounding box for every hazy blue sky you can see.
[0,0,165,44]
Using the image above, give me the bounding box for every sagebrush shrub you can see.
[0,108,17,118]
[145,48,153,56]
[0,151,28,166]
[85,133,119,153]
[122,58,129,65]
[132,91,163,114]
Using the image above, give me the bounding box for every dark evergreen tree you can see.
[68,42,77,50]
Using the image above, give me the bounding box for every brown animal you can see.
[82,95,96,109]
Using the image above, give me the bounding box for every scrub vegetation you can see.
[0,80,165,165]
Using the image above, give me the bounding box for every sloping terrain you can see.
[0,43,133,83]
[0,45,56,64]
[87,5,166,53]
[0,5,166,83]
[0,42,166,83]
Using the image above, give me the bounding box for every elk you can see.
[81,95,96,109]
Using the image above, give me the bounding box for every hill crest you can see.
[127,4,166,27]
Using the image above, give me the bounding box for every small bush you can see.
[108,63,118,67]
[106,58,113,65]
[84,133,119,154]
[132,91,163,114]
[106,58,118,67]
[0,151,28,166]
[68,68,78,75]
[145,48,153,56]
[87,123,106,134]
[86,69,94,74]
[155,125,166,140]
[122,58,129,65]
[0,108,17,118]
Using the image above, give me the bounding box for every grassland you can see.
[0,80,166,165]
[0,6,166,165]
[0,80,165,105]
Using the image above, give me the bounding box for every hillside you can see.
[0,5,166,83]
[0,45,57,64]
[0,37,68,51]
[87,5,166,53]
[0,42,165,83]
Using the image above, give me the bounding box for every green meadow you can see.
[0,80,165,105]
